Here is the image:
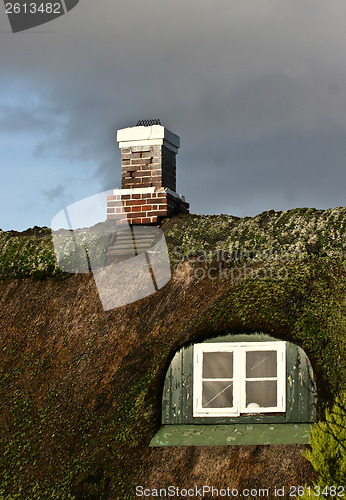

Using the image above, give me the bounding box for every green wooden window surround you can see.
[162,333,317,425]
[150,423,313,447]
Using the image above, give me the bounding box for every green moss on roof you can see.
[0,226,62,279]
[0,207,345,279]
[163,207,346,264]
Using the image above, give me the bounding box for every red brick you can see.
[122,182,141,188]
[133,170,151,177]
[150,197,166,204]
[150,164,161,171]
[126,177,141,182]
[130,158,146,164]
[125,199,147,206]
[132,194,141,199]
[149,210,167,217]
[120,195,131,200]
[127,211,147,218]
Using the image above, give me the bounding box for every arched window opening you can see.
[151,333,317,446]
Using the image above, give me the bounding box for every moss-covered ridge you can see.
[0,208,345,499]
[0,226,61,279]
[163,206,346,262]
[0,207,345,279]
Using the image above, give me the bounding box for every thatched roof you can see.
[0,208,345,498]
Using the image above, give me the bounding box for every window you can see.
[193,342,286,417]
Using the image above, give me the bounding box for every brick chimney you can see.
[107,121,189,224]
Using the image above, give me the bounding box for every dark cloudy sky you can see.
[0,0,345,231]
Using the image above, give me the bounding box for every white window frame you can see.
[193,342,286,417]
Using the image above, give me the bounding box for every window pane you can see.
[246,381,277,408]
[202,381,233,408]
[202,352,233,378]
[246,350,277,378]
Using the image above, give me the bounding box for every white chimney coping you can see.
[117,125,180,152]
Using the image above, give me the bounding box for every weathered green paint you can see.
[162,362,171,424]
[162,333,317,426]
[171,350,182,423]
[150,424,312,447]
[162,345,194,424]
[286,343,317,422]
[286,342,299,422]
[181,346,193,423]
[190,413,287,425]
[297,346,317,422]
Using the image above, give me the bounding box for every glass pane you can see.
[202,381,233,408]
[202,352,233,378]
[246,381,277,408]
[246,350,277,378]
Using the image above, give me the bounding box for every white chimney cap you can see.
[117,125,180,152]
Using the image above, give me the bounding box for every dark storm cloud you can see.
[42,183,66,202]
[0,102,63,134]
[184,123,346,216]
[0,0,345,221]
